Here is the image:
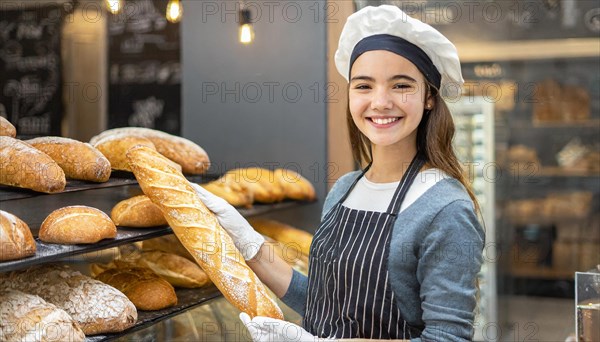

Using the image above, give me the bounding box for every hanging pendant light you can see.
[105,0,123,14]
[166,0,183,23]
[239,8,254,44]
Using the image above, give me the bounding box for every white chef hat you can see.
[334,5,464,91]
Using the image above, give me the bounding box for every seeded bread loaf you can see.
[0,289,86,342]
[0,264,137,335]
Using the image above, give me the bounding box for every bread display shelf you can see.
[86,286,223,342]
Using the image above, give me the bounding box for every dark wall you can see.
[182,0,328,231]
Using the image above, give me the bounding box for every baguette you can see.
[0,210,36,262]
[0,264,137,335]
[202,176,254,208]
[111,195,168,227]
[93,133,156,172]
[0,136,66,193]
[0,116,16,137]
[274,168,316,201]
[94,267,177,311]
[248,218,313,257]
[225,168,285,203]
[126,145,283,319]
[142,235,195,261]
[0,289,86,342]
[39,205,117,244]
[90,127,209,174]
[27,136,111,182]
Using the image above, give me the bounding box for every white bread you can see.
[0,136,66,193]
[0,210,36,261]
[0,116,16,137]
[39,206,117,244]
[26,136,111,182]
[0,289,86,342]
[90,127,209,174]
[126,145,283,319]
[0,264,137,335]
[94,266,178,311]
[111,195,168,227]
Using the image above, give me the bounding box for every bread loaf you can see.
[202,176,254,208]
[225,168,285,203]
[0,136,66,193]
[39,206,117,244]
[94,267,177,311]
[126,145,283,319]
[27,136,111,182]
[90,127,210,174]
[0,264,137,335]
[0,210,36,261]
[0,289,86,342]
[111,195,167,227]
[93,134,164,172]
[274,168,316,201]
[137,250,211,288]
[0,116,16,137]
[248,218,313,257]
[142,235,195,261]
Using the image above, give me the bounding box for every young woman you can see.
[194,5,484,342]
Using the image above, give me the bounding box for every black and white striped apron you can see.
[303,155,425,340]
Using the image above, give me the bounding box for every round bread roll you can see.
[0,210,36,261]
[0,116,16,137]
[111,195,167,227]
[27,136,111,183]
[39,206,117,244]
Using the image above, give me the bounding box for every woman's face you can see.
[349,50,431,150]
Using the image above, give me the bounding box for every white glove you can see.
[240,313,328,342]
[191,183,265,260]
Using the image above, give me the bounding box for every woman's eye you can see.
[393,83,412,89]
[354,84,371,90]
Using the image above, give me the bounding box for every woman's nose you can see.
[370,88,392,110]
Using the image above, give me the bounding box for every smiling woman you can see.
[192,4,485,342]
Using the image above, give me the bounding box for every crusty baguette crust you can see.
[0,265,137,335]
[0,210,36,261]
[225,168,285,203]
[94,266,178,311]
[202,176,254,208]
[90,127,209,174]
[0,116,16,137]
[126,145,283,319]
[0,136,66,193]
[274,168,316,201]
[27,136,111,182]
[248,218,313,257]
[39,205,117,244]
[93,134,156,172]
[0,289,86,342]
[138,250,211,288]
[111,195,167,227]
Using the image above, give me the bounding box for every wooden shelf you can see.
[510,266,575,280]
[532,118,600,128]
[537,167,599,177]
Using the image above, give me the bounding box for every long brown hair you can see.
[346,82,481,213]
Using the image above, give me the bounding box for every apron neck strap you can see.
[386,154,426,215]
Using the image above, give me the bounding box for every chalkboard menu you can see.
[0,5,66,138]
[108,0,180,135]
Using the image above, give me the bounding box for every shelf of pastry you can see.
[0,199,311,273]
[0,172,221,201]
[86,286,223,342]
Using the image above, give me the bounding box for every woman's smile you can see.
[367,116,403,127]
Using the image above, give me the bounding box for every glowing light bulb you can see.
[105,0,122,14]
[166,0,183,23]
[239,24,254,44]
